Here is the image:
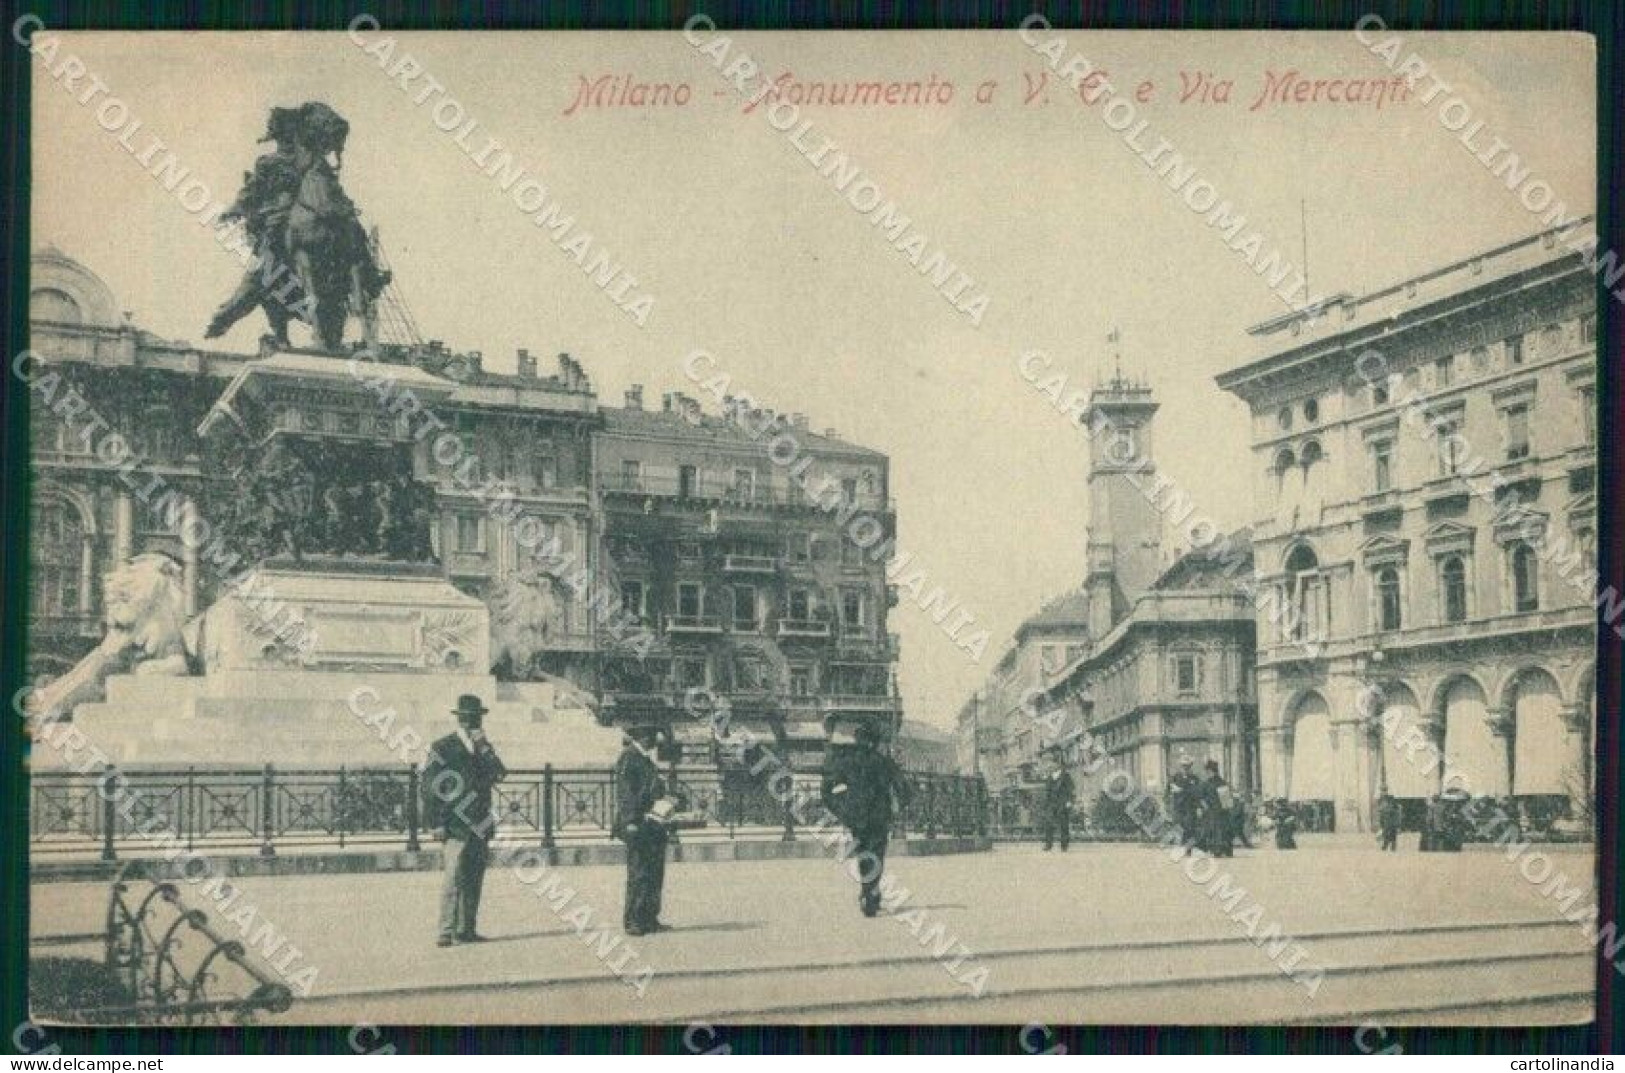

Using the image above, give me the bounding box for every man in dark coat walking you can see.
[615,724,673,936]
[822,720,912,917]
[423,694,507,946]
[1038,747,1074,852]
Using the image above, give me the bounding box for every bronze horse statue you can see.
[205,103,388,351]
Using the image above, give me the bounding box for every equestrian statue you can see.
[205,102,390,351]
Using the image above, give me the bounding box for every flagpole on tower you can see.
[1108,326,1123,387]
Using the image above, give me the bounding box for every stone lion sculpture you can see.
[488,567,567,679]
[27,553,195,724]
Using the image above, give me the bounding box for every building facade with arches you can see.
[1216,222,1597,833]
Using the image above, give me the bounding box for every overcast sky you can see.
[33,30,1594,729]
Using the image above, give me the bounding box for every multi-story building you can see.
[1215,221,1598,833]
[963,374,1258,820]
[26,249,901,765]
[894,719,958,774]
[593,388,900,766]
[1032,530,1259,805]
[971,591,1093,794]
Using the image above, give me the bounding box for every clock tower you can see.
[1083,372,1163,639]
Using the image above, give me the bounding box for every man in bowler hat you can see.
[616,724,672,936]
[424,694,507,946]
[821,719,912,917]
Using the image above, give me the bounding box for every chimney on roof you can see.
[625,384,644,410]
[681,395,702,423]
[791,413,808,430]
[517,348,536,379]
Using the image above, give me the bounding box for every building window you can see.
[1277,407,1293,431]
[789,665,813,697]
[731,468,755,500]
[841,536,863,568]
[455,514,484,553]
[1435,356,1452,388]
[1511,543,1540,612]
[142,411,178,460]
[621,459,642,489]
[1370,439,1393,493]
[1470,346,1488,373]
[1375,566,1403,631]
[732,584,758,631]
[1503,402,1531,461]
[788,588,811,621]
[1506,335,1524,365]
[1300,440,1323,468]
[1581,314,1597,344]
[1284,544,1323,643]
[1267,445,1293,487]
[1440,556,1468,625]
[677,582,702,620]
[1578,384,1596,444]
[620,580,646,621]
[841,477,859,503]
[1371,383,1389,407]
[1174,654,1200,696]
[841,589,867,632]
[138,493,182,536]
[33,503,84,616]
[676,541,701,564]
[674,656,707,689]
[1303,398,1319,423]
[532,451,557,490]
[1433,415,1464,476]
[678,464,697,499]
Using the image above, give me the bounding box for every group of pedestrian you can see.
[1170,756,1243,858]
[422,697,918,944]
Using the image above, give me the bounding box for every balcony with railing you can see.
[598,471,894,514]
[776,617,833,639]
[665,612,725,634]
[722,553,780,573]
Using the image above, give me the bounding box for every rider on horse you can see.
[204,102,388,349]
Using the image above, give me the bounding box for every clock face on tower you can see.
[1104,425,1141,466]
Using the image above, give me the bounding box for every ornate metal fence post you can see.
[184,766,197,851]
[336,765,349,849]
[259,764,276,857]
[781,774,796,843]
[541,764,556,850]
[405,764,421,853]
[100,765,119,863]
[925,778,937,839]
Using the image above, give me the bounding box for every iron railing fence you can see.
[32,765,989,860]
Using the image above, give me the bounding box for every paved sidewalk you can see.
[32,841,1597,1023]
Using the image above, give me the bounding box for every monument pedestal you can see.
[47,565,621,769]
